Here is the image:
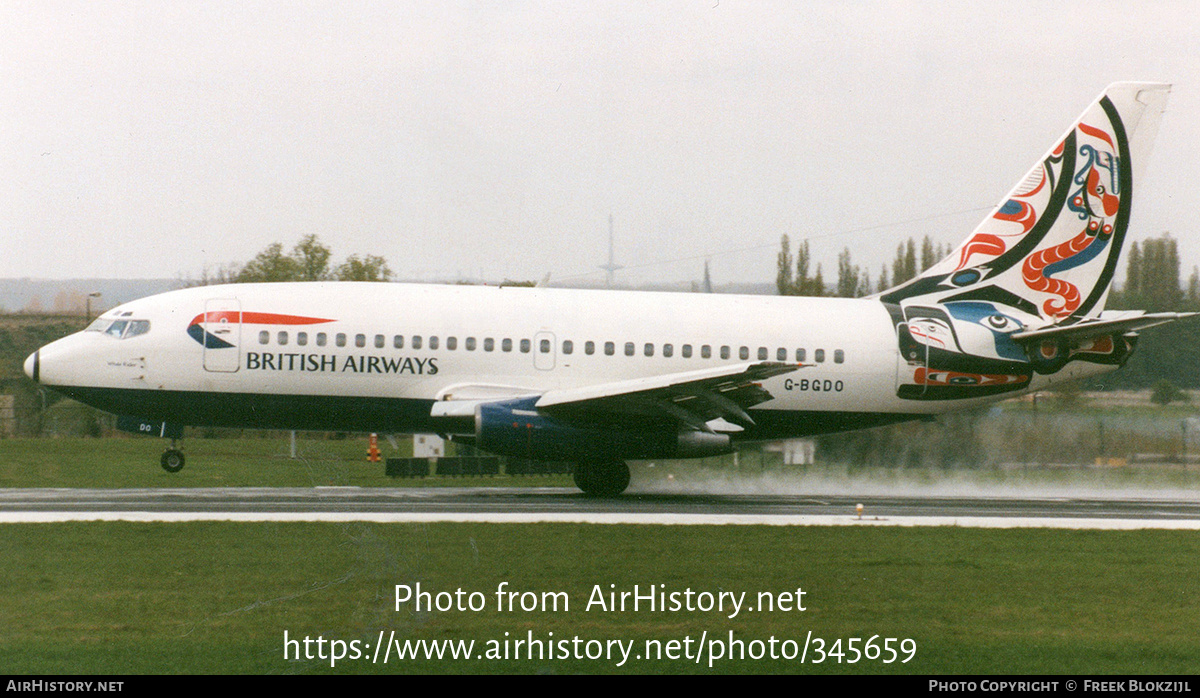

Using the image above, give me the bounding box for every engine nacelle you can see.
[472,397,732,462]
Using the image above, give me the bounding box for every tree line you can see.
[775,234,951,297]
[192,235,393,285]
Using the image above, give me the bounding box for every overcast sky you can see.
[2,1,1197,287]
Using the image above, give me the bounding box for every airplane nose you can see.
[24,351,39,383]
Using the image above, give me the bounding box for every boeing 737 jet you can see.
[25,82,1191,495]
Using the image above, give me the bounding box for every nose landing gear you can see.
[161,440,185,473]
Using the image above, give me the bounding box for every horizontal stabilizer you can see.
[1011,311,1197,344]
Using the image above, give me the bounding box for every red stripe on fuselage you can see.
[188,311,335,326]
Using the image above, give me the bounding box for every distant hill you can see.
[0,279,182,315]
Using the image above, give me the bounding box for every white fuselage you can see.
[29,282,1108,440]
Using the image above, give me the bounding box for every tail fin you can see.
[880,82,1170,324]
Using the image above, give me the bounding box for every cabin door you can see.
[202,299,242,373]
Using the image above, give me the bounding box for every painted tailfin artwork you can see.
[876,83,1181,400]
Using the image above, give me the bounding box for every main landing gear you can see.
[572,460,631,497]
[161,440,185,473]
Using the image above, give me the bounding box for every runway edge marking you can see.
[3,512,1200,529]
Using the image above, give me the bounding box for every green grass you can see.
[0,436,573,489]
[6,433,1200,492]
[0,523,1197,674]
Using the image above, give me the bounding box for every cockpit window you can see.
[125,320,150,338]
[88,318,150,339]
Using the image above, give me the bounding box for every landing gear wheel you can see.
[161,448,186,473]
[573,460,630,497]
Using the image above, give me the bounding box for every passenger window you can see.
[585,341,595,355]
[739,346,749,360]
[663,344,673,357]
[336,333,347,347]
[297,332,308,346]
[278,331,289,346]
[776,348,786,361]
[540,339,551,353]
[562,340,572,355]
[484,338,494,352]
[815,349,825,363]
[605,341,615,356]
[375,334,385,349]
[447,337,457,350]
[317,333,327,347]
[644,343,654,357]
[502,338,512,352]
[429,336,439,350]
[393,335,403,349]
[701,345,711,359]
[834,349,844,364]
[681,344,691,358]
[466,337,476,351]
[757,347,767,360]
[412,336,422,350]
[259,330,270,345]
[720,346,730,360]
[355,334,366,348]
[625,342,635,357]
[520,339,531,353]
[796,348,806,362]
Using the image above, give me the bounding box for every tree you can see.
[775,236,824,296]
[229,237,392,284]
[1118,233,1182,312]
[836,247,863,298]
[794,241,825,296]
[335,254,393,282]
[235,242,301,283]
[920,235,936,272]
[776,235,793,296]
[292,234,333,281]
[1124,241,1142,303]
[795,239,812,293]
[891,239,918,286]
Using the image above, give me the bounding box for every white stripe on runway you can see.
[3,511,1200,529]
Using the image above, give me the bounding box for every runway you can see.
[1,486,1199,529]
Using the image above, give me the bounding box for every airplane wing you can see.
[1011,311,1197,344]
[431,362,801,433]
[535,361,800,432]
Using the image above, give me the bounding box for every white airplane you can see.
[25,82,1192,496]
